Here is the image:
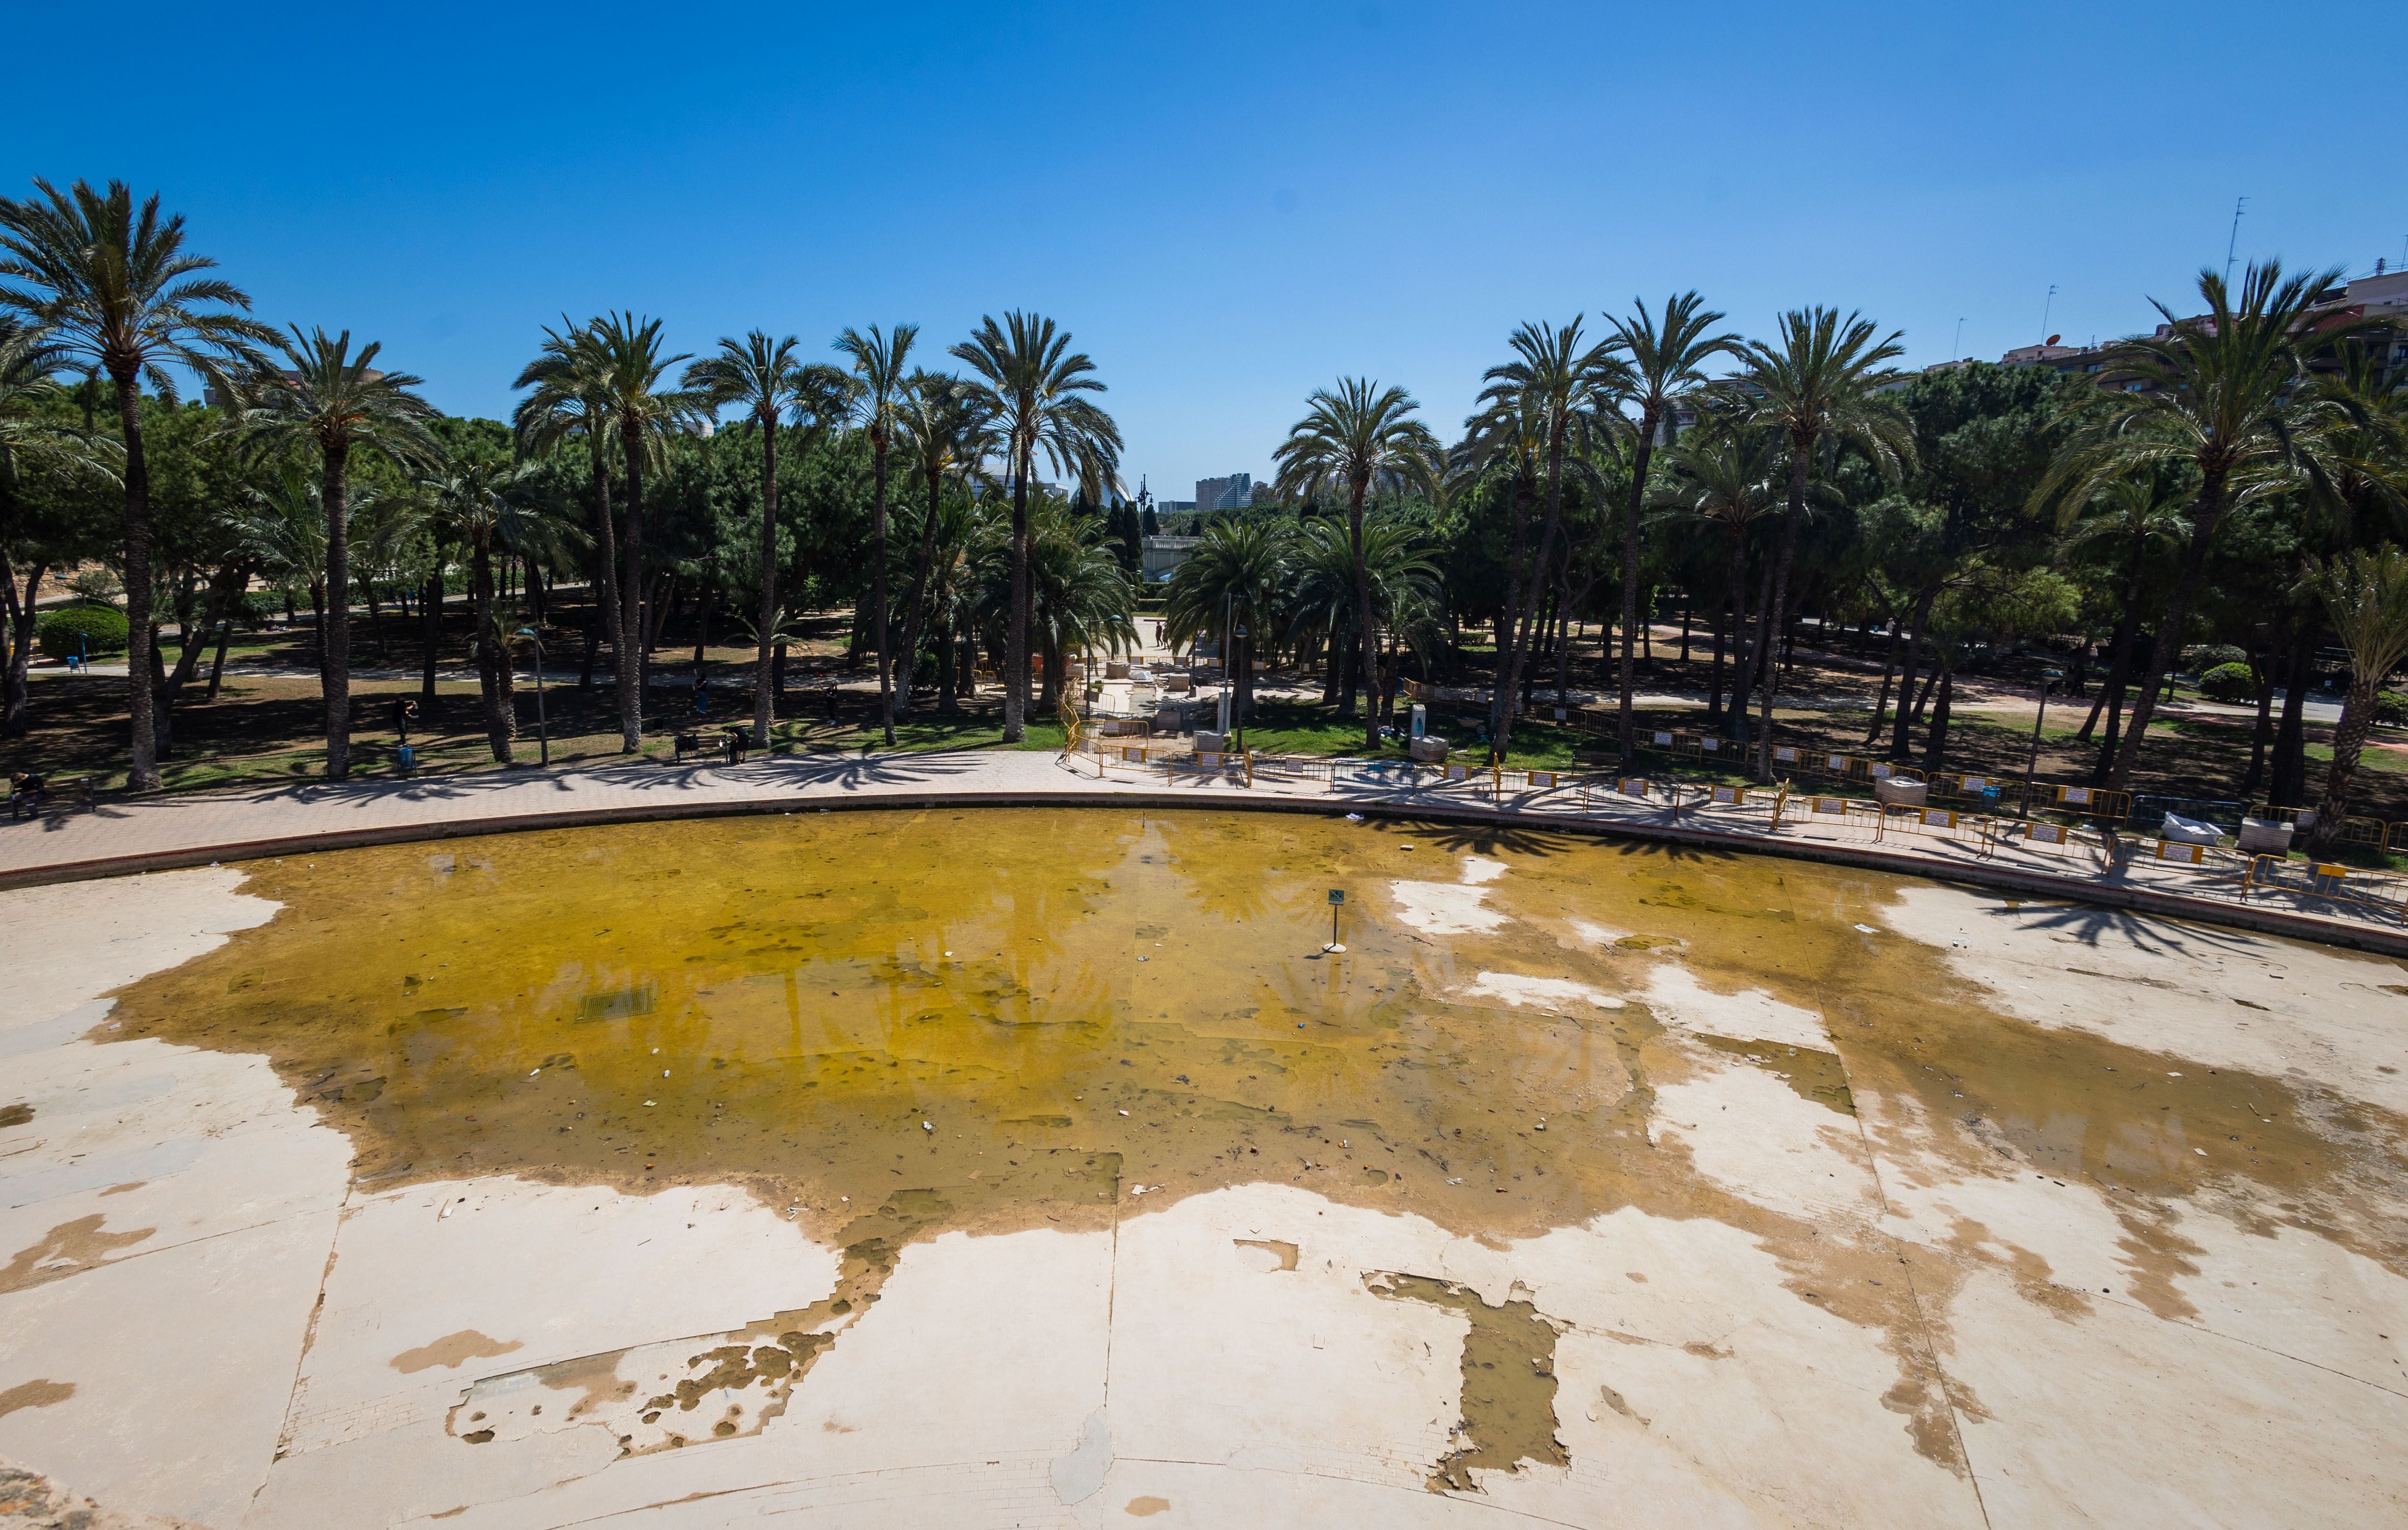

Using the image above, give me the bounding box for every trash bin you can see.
[395,744,415,775]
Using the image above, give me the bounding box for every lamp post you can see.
[2019,667,2063,818]
[1233,624,1248,753]
[516,628,549,768]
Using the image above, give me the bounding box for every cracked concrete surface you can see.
[2,820,2405,1527]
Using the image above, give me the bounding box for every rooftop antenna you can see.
[2224,196,2248,282]
[2039,285,2058,344]
[1952,317,1966,358]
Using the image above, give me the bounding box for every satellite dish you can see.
[2047,333,2061,346]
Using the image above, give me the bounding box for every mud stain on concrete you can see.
[0,1215,154,1295]
[1366,1271,1566,1493]
[0,1377,74,1420]
[391,1331,524,1375]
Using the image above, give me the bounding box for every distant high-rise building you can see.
[1194,473,1253,513]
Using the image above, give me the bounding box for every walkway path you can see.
[4,744,2400,957]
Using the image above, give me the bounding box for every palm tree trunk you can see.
[587,437,619,689]
[753,407,779,747]
[2079,538,2149,744]
[1751,443,1812,781]
[618,412,647,751]
[363,579,386,662]
[2308,677,2378,854]
[1863,618,1902,745]
[321,440,353,780]
[206,603,233,703]
[1349,477,1380,753]
[1496,432,1573,763]
[1923,657,1955,769]
[1616,406,1659,767]
[2241,652,2275,799]
[1707,597,1727,720]
[472,541,513,764]
[0,557,38,737]
[2106,476,2227,794]
[2270,636,2313,807]
[1888,587,1938,760]
[938,616,957,712]
[1003,454,1031,743]
[871,432,895,745]
[1731,551,1775,741]
[420,567,442,705]
[896,463,946,724]
[112,372,162,789]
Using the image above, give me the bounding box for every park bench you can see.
[7,774,96,819]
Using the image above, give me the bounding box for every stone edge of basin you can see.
[1,789,2401,961]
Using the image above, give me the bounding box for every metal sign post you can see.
[1324,888,1346,953]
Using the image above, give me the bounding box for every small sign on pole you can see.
[1325,888,1346,953]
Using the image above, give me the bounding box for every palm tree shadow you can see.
[1997,900,2267,958]
[105,745,982,816]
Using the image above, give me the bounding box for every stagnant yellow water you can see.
[99,808,2408,1475]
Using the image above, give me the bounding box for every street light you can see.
[516,628,549,767]
[1233,624,1248,753]
[2019,667,2064,818]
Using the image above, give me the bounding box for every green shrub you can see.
[36,603,129,661]
[2194,662,2255,704]
[2183,643,2247,673]
[2376,691,2408,728]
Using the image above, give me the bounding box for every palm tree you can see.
[834,324,919,743]
[2305,546,2408,853]
[1468,321,1623,762]
[2052,473,2190,778]
[1649,423,1782,722]
[0,319,119,735]
[1024,502,1139,709]
[963,497,1137,712]
[686,331,815,746]
[1163,517,1289,723]
[1287,515,1443,720]
[227,459,330,647]
[1605,294,1737,767]
[894,371,992,721]
[422,453,557,764]
[585,313,699,751]
[1722,309,1913,777]
[2033,261,2351,792]
[0,178,273,787]
[1450,373,1547,738]
[1273,379,1443,751]
[227,328,439,779]
[513,319,622,702]
[950,313,1122,742]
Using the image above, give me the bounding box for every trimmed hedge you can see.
[2378,691,2408,728]
[36,603,129,661]
[2197,662,2255,704]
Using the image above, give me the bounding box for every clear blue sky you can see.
[12,2,2398,499]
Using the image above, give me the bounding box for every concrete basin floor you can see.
[1,809,2403,1527]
